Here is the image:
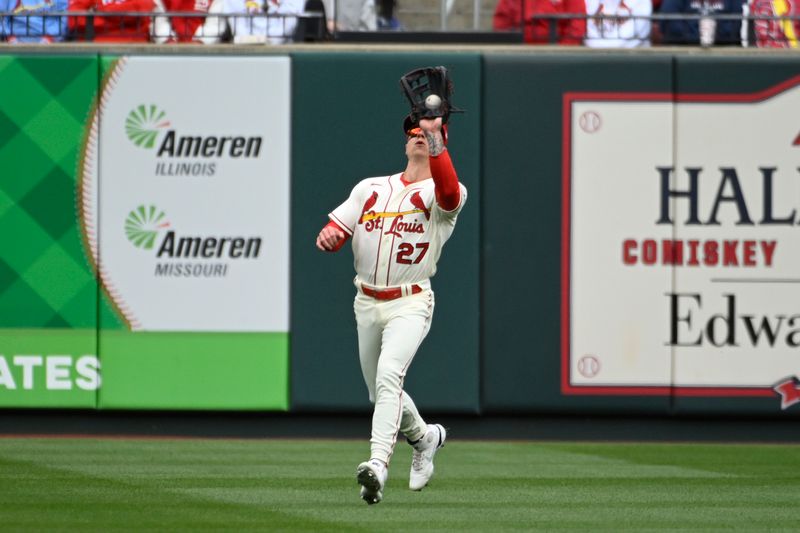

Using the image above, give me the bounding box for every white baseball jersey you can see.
[223,0,305,44]
[584,0,652,48]
[329,172,467,288]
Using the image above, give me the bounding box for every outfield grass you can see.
[1,436,799,531]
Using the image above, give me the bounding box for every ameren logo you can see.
[125,205,170,249]
[125,205,262,278]
[0,355,100,391]
[125,104,263,177]
[126,104,171,148]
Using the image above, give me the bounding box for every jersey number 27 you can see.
[396,242,430,264]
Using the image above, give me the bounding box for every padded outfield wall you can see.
[1,49,799,416]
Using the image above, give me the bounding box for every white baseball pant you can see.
[354,289,434,465]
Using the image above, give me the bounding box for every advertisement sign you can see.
[0,55,99,407]
[0,330,99,407]
[565,77,800,408]
[78,56,291,409]
[81,56,291,332]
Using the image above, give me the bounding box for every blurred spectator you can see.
[749,0,800,46]
[494,0,588,44]
[0,0,67,42]
[322,0,376,31]
[223,0,304,43]
[650,0,663,41]
[293,0,331,41]
[68,0,161,41]
[659,0,746,44]
[376,0,400,29]
[152,0,226,42]
[585,0,652,46]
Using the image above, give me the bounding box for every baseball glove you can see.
[399,66,462,131]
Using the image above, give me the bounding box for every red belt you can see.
[361,284,423,301]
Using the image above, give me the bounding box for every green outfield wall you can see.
[290,53,481,414]
[1,49,799,416]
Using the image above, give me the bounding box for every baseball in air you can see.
[425,94,442,110]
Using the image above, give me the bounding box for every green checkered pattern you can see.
[0,55,100,329]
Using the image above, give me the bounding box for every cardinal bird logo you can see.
[774,377,800,410]
[358,191,379,224]
[410,192,431,220]
[793,132,800,146]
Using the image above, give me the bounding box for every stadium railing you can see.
[0,10,329,43]
[0,10,798,47]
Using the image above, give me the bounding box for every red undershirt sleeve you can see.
[429,149,461,212]
[322,220,350,252]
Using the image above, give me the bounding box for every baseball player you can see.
[316,115,467,505]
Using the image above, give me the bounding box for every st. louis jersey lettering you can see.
[330,172,467,287]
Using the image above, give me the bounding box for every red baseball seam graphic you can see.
[78,57,139,330]
[76,105,98,280]
[561,76,800,399]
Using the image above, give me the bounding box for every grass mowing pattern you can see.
[1,438,799,530]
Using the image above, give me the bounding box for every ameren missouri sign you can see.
[81,56,291,332]
[564,77,800,409]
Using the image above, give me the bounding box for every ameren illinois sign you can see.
[81,56,290,332]
[564,77,800,409]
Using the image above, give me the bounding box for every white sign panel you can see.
[82,56,291,332]
[565,78,800,405]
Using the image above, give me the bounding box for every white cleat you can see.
[356,459,388,505]
[409,423,446,491]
